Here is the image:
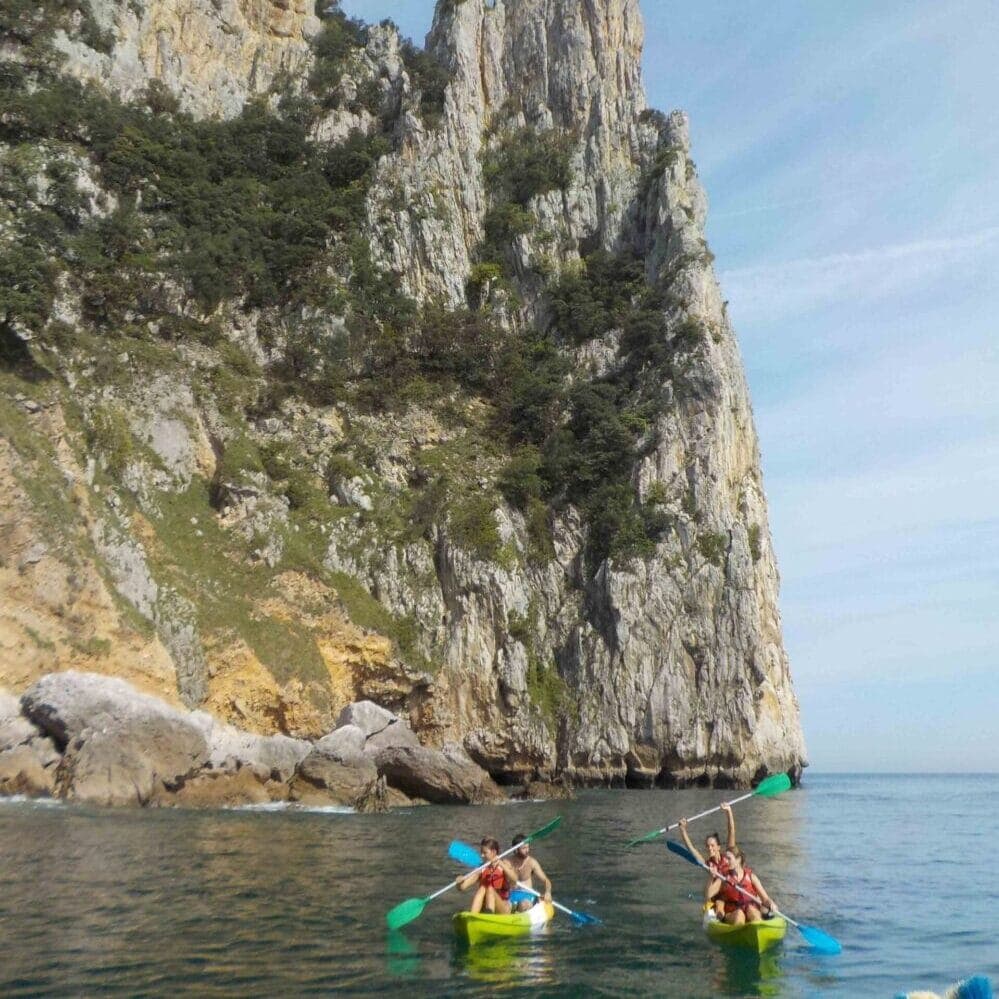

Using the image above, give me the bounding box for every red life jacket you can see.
[708,854,731,878]
[479,864,510,900]
[719,866,757,912]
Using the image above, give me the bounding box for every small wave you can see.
[0,794,63,808]
[224,801,355,814]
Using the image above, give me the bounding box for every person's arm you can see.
[678,817,707,866]
[721,801,736,850]
[707,877,722,900]
[456,870,478,891]
[530,859,553,902]
[498,859,519,889]
[749,873,776,913]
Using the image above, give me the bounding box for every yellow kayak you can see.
[453,901,555,945]
[704,914,787,954]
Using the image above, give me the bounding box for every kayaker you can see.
[509,833,553,912]
[711,846,778,925]
[678,801,736,917]
[455,837,517,914]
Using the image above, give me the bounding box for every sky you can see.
[340,1,999,772]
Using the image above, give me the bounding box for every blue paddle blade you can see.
[666,839,703,868]
[797,923,842,955]
[448,840,483,868]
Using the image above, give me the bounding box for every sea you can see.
[1,773,996,997]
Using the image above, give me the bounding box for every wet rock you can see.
[0,744,57,796]
[374,745,505,805]
[154,768,279,808]
[289,749,378,806]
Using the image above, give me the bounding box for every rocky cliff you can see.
[0,0,806,795]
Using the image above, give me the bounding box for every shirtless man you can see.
[509,833,553,912]
[455,837,518,914]
[678,801,736,918]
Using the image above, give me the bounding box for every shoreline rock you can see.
[0,673,505,811]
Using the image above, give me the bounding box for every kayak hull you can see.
[453,902,555,945]
[704,915,787,954]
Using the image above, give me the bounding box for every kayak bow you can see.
[453,901,556,946]
[704,913,787,954]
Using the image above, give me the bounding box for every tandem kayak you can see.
[453,901,555,945]
[703,914,787,954]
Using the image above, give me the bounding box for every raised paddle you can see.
[448,839,602,926]
[665,839,841,955]
[626,773,792,847]
[385,816,562,931]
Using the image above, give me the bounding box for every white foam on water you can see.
[224,801,356,814]
[0,795,63,808]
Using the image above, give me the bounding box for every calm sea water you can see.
[1,774,996,997]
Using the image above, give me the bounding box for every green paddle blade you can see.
[753,773,792,797]
[385,896,427,931]
[525,815,562,843]
[626,828,665,847]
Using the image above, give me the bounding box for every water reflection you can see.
[452,931,557,988]
[711,946,785,997]
[386,930,421,978]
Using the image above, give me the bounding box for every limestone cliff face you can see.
[55,0,320,117]
[0,0,806,786]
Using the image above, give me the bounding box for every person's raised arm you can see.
[678,817,707,866]
[721,801,736,850]
[530,859,553,902]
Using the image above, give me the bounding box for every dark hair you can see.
[480,837,501,853]
[512,834,526,846]
[706,831,721,846]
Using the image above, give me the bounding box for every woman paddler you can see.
[678,801,736,918]
[455,836,518,914]
[710,846,778,925]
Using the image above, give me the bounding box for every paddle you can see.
[626,773,792,847]
[448,839,602,926]
[665,839,841,955]
[385,816,562,930]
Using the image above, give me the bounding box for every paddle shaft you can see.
[654,790,755,837]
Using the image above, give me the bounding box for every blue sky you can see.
[342,1,999,772]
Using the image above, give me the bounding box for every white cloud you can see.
[720,225,999,324]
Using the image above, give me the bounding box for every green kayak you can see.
[453,901,555,946]
[704,914,787,954]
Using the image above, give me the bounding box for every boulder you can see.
[0,689,21,722]
[315,724,366,761]
[363,720,420,756]
[289,749,378,806]
[374,745,505,805]
[190,712,310,782]
[335,700,398,739]
[354,774,423,813]
[153,768,280,808]
[56,729,159,806]
[22,673,208,806]
[0,744,57,796]
[0,715,45,754]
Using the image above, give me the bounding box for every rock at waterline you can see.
[375,745,505,806]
